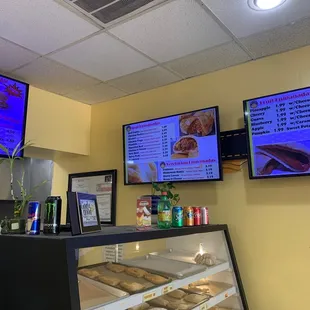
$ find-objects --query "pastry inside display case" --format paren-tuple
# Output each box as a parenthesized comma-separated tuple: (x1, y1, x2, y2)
(77, 230, 245, 310)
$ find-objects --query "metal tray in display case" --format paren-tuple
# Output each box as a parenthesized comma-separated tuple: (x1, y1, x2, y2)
(78, 275, 129, 310)
(121, 255, 206, 279)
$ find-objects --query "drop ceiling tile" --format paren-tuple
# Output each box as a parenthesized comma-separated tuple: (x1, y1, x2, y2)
(164, 42, 251, 78)
(12, 57, 100, 95)
(65, 82, 126, 104)
(240, 17, 310, 59)
(108, 66, 181, 94)
(49, 33, 156, 81)
(0, 0, 99, 54)
(109, 0, 232, 62)
(0, 38, 39, 72)
(202, 0, 310, 38)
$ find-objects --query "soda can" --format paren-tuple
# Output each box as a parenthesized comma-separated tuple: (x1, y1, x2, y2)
(172, 206, 183, 227)
(193, 207, 202, 226)
(201, 207, 209, 225)
(27, 201, 41, 235)
(44, 196, 62, 235)
(183, 206, 194, 226)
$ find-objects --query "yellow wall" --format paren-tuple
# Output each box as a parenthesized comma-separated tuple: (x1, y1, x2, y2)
(87, 46, 310, 310)
(25, 86, 91, 155)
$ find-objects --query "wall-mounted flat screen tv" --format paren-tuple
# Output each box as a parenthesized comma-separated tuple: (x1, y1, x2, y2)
(0, 74, 29, 158)
(244, 86, 310, 179)
(123, 106, 222, 185)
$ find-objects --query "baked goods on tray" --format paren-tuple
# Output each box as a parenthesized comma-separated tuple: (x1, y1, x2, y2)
(119, 281, 145, 293)
(149, 297, 169, 307)
(144, 273, 169, 285)
(126, 267, 148, 278)
(168, 300, 194, 310)
(184, 294, 206, 303)
(78, 268, 100, 279)
(173, 136, 198, 155)
(167, 289, 186, 299)
(194, 253, 216, 266)
(189, 278, 209, 287)
(128, 303, 150, 310)
(96, 275, 120, 286)
(106, 263, 126, 273)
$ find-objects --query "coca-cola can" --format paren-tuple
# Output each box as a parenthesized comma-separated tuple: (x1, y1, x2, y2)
(201, 207, 209, 225)
(193, 207, 202, 226)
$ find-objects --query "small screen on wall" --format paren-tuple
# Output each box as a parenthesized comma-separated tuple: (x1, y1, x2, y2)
(122, 106, 223, 184)
(0, 74, 29, 158)
(244, 86, 310, 179)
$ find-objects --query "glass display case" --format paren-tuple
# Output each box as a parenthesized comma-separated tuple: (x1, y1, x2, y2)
(0, 225, 248, 310)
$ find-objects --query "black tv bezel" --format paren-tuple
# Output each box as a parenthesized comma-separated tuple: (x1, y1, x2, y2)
(122, 106, 223, 185)
(0, 73, 29, 159)
(243, 85, 310, 180)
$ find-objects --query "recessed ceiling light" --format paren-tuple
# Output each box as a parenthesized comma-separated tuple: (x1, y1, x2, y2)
(248, 0, 287, 11)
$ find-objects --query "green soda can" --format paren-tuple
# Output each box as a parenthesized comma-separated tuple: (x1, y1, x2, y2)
(172, 206, 183, 227)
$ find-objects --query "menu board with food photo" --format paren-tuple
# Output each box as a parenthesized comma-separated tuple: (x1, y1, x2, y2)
(244, 86, 310, 179)
(0, 74, 29, 157)
(123, 107, 222, 184)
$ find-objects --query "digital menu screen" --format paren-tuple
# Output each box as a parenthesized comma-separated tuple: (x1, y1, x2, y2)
(123, 107, 222, 184)
(244, 87, 310, 179)
(0, 74, 29, 158)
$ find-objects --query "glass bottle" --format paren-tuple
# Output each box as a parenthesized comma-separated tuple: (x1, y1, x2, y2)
(157, 192, 171, 229)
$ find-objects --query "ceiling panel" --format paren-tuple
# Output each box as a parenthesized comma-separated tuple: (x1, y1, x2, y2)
(65, 82, 127, 104)
(108, 66, 181, 94)
(0, 0, 99, 54)
(240, 17, 310, 59)
(110, 0, 232, 62)
(0, 38, 39, 72)
(12, 57, 101, 95)
(49, 33, 156, 81)
(202, 0, 310, 38)
(164, 42, 251, 78)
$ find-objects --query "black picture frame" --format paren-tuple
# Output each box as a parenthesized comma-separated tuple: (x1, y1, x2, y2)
(0, 73, 29, 159)
(67, 170, 117, 225)
(243, 86, 310, 180)
(76, 193, 101, 234)
(122, 106, 223, 185)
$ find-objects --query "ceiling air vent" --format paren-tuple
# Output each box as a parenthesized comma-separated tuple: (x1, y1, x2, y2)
(61, 0, 168, 28)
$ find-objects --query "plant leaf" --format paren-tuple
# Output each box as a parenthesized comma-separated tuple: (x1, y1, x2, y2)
(0, 143, 9, 155)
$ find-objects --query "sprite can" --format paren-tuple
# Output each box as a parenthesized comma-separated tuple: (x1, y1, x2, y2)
(172, 206, 183, 227)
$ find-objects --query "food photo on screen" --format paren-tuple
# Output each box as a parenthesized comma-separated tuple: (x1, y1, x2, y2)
(254, 141, 310, 176)
(127, 162, 157, 184)
(179, 109, 215, 137)
(171, 135, 199, 159)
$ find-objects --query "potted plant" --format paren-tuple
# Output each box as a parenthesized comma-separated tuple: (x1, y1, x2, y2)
(152, 182, 180, 206)
(0, 141, 46, 234)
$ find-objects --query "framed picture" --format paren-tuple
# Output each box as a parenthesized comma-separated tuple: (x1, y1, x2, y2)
(67, 192, 101, 235)
(67, 170, 117, 225)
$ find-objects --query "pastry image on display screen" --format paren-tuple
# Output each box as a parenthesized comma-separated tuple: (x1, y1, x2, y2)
(171, 136, 199, 159)
(179, 109, 214, 137)
(127, 163, 157, 184)
(255, 142, 310, 176)
(0, 91, 8, 109)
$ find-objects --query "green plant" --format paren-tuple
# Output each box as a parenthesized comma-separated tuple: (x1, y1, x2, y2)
(152, 182, 180, 206)
(0, 140, 47, 218)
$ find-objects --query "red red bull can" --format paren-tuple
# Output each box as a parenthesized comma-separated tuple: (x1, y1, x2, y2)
(201, 207, 209, 225)
(27, 201, 41, 235)
(193, 207, 202, 226)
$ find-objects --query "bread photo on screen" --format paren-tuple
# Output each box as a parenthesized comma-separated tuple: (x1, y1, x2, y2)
(172, 136, 199, 159)
(179, 110, 214, 137)
(127, 163, 157, 184)
(255, 142, 310, 175)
